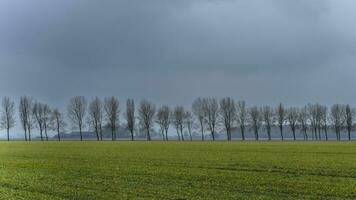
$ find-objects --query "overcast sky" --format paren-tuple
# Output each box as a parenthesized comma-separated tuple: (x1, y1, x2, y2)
(0, 0, 355, 111)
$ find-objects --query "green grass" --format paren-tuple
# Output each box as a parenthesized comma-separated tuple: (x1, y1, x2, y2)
(0, 141, 356, 199)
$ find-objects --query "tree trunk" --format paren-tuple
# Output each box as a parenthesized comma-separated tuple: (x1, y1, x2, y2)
(280, 126, 284, 140)
(40, 128, 43, 141)
(79, 126, 83, 141)
(165, 129, 169, 141)
(147, 129, 151, 141)
(241, 127, 245, 141)
(57, 126, 61, 141)
(28, 128, 31, 141)
(200, 125, 204, 141)
(99, 125, 103, 141)
(44, 126, 48, 141)
(131, 130, 134, 141)
(7, 128, 9, 141)
(211, 131, 215, 141)
(24, 129, 28, 141)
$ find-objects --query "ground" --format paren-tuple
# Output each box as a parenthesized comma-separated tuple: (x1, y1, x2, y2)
(0, 141, 355, 199)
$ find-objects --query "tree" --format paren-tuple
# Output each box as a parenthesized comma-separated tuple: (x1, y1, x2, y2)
(262, 105, 274, 140)
(1, 97, 15, 141)
(156, 105, 170, 141)
(185, 111, 194, 141)
(287, 107, 299, 140)
(19, 96, 32, 141)
(32, 102, 45, 141)
(345, 105, 355, 141)
(104, 97, 120, 141)
(276, 103, 286, 140)
(237, 100, 247, 140)
(203, 97, 219, 141)
(138, 100, 156, 141)
(42, 104, 51, 141)
(88, 97, 103, 141)
(320, 105, 328, 140)
(249, 106, 262, 140)
(125, 99, 135, 141)
(220, 97, 236, 141)
(330, 104, 345, 141)
(51, 108, 66, 141)
(67, 96, 87, 141)
(173, 106, 185, 141)
(308, 103, 318, 140)
(192, 98, 206, 141)
(298, 106, 309, 140)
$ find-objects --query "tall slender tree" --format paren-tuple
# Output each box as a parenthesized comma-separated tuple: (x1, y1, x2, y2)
(67, 96, 87, 141)
(32, 102, 44, 141)
(192, 98, 206, 141)
(19, 96, 32, 141)
(185, 111, 194, 141)
(220, 97, 236, 141)
(125, 99, 135, 141)
(287, 107, 299, 140)
(51, 108, 66, 141)
(88, 97, 103, 141)
(1, 97, 15, 141)
(104, 97, 120, 141)
(249, 106, 262, 140)
(138, 100, 156, 141)
(345, 105, 355, 141)
(237, 100, 247, 141)
(156, 105, 170, 141)
(276, 103, 286, 140)
(173, 106, 185, 141)
(203, 97, 219, 141)
(262, 105, 274, 140)
(330, 104, 346, 141)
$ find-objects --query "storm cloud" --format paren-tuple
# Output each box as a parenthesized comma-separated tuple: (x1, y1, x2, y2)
(0, 0, 355, 109)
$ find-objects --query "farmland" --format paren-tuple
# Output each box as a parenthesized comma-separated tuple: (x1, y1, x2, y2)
(0, 141, 355, 199)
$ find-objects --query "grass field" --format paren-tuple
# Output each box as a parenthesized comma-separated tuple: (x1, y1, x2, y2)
(0, 141, 356, 199)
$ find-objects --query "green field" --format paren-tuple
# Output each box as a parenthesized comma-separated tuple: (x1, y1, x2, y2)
(0, 141, 356, 199)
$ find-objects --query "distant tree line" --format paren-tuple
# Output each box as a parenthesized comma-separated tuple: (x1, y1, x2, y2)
(0, 96, 355, 141)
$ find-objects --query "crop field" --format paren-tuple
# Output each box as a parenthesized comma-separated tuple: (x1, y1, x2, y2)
(0, 141, 355, 199)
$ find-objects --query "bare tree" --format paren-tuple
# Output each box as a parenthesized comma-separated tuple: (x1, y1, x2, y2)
(88, 97, 103, 141)
(1, 97, 15, 141)
(125, 99, 135, 141)
(330, 104, 346, 141)
(19, 96, 32, 141)
(345, 105, 355, 141)
(173, 106, 185, 141)
(138, 100, 156, 141)
(51, 108, 66, 141)
(192, 98, 206, 141)
(320, 105, 328, 140)
(67, 96, 87, 141)
(237, 100, 247, 140)
(42, 104, 51, 141)
(287, 107, 299, 140)
(249, 106, 262, 140)
(276, 103, 286, 140)
(203, 97, 219, 141)
(32, 102, 45, 141)
(156, 105, 170, 141)
(104, 97, 120, 141)
(220, 97, 236, 141)
(298, 106, 309, 140)
(308, 103, 318, 140)
(262, 105, 274, 140)
(185, 111, 194, 141)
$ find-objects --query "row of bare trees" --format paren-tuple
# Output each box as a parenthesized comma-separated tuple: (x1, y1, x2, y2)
(0, 96, 355, 141)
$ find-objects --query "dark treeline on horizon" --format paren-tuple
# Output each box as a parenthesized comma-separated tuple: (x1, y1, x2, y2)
(0, 96, 355, 141)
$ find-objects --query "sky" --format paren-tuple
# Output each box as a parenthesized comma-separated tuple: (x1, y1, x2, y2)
(0, 0, 355, 114)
